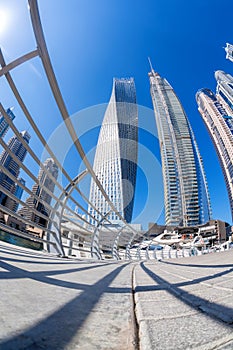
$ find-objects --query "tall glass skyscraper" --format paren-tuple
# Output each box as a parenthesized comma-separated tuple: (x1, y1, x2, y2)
(196, 78, 233, 220)
(88, 78, 138, 225)
(19, 158, 58, 227)
(149, 68, 211, 226)
(0, 131, 30, 211)
(215, 71, 233, 114)
(0, 107, 16, 138)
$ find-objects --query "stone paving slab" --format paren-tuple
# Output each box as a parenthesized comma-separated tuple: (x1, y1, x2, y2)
(216, 339, 233, 350)
(139, 315, 233, 350)
(133, 252, 233, 349)
(214, 278, 233, 289)
(179, 284, 232, 299)
(135, 289, 179, 302)
(0, 241, 135, 350)
(135, 299, 197, 321)
(1, 241, 233, 350)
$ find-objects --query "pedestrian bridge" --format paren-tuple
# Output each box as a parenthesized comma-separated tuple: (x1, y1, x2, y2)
(1, 3, 233, 349)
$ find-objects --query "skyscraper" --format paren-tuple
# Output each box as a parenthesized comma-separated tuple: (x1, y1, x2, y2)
(13, 178, 26, 212)
(88, 78, 138, 225)
(19, 158, 58, 227)
(0, 131, 30, 211)
(225, 43, 233, 63)
(149, 68, 211, 226)
(0, 107, 16, 138)
(215, 70, 233, 115)
(196, 87, 233, 220)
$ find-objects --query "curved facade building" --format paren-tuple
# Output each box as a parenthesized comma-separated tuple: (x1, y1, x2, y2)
(88, 78, 138, 225)
(196, 87, 233, 220)
(215, 70, 233, 115)
(149, 69, 211, 226)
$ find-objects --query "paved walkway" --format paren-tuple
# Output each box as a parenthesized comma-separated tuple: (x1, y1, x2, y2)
(0, 241, 233, 349)
(0, 242, 135, 350)
(134, 253, 233, 350)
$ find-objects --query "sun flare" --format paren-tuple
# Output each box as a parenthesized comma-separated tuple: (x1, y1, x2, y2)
(0, 8, 9, 35)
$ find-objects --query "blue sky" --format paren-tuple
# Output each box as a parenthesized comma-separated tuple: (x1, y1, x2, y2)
(0, 0, 233, 227)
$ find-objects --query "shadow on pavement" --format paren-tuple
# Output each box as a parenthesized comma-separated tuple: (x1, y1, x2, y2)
(139, 262, 233, 325)
(0, 260, 130, 349)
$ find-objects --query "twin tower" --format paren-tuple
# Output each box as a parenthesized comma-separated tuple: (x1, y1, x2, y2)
(88, 70, 212, 227)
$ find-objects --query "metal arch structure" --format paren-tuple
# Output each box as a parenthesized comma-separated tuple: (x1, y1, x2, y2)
(28, 0, 137, 228)
(0, 0, 149, 260)
(0, 4, 226, 264)
(46, 170, 89, 256)
(91, 212, 112, 260)
(28, 0, 143, 246)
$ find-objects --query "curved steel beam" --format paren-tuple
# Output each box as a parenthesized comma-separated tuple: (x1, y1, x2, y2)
(0, 49, 39, 77)
(112, 226, 125, 260)
(0, 47, 119, 234)
(28, 0, 139, 236)
(0, 1, 141, 258)
(91, 210, 114, 259)
(47, 170, 89, 255)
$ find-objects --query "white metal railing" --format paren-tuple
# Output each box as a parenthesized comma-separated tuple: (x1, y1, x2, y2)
(0, 0, 147, 259)
(126, 242, 233, 261)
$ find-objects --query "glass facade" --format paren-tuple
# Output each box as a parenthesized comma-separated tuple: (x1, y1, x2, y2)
(0, 108, 16, 138)
(88, 78, 138, 225)
(215, 70, 233, 114)
(13, 177, 26, 212)
(0, 131, 30, 211)
(19, 158, 58, 227)
(149, 70, 211, 226)
(196, 86, 233, 220)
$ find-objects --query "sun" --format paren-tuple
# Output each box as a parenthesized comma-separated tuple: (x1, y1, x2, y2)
(0, 8, 9, 35)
